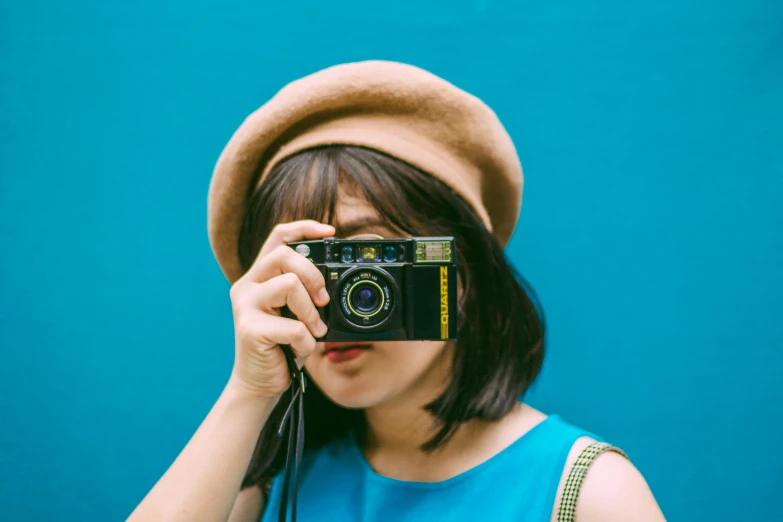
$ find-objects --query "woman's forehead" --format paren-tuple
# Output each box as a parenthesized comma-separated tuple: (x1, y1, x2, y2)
(332, 193, 408, 238)
(334, 190, 380, 223)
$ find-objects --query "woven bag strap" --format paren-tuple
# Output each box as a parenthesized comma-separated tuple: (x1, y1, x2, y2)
(556, 442, 629, 522)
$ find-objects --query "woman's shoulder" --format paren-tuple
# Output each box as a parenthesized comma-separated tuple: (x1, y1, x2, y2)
(547, 424, 666, 522)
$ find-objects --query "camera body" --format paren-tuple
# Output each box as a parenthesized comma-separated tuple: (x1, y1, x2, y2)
(283, 237, 458, 342)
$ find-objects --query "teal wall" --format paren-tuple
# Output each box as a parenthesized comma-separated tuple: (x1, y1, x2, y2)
(1, 1, 781, 520)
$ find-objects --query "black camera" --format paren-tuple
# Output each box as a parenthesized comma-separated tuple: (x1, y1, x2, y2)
(283, 237, 458, 342)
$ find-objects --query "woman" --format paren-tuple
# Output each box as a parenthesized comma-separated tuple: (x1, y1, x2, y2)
(129, 61, 665, 522)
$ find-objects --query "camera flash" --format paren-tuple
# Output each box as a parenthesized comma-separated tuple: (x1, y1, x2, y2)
(415, 241, 452, 263)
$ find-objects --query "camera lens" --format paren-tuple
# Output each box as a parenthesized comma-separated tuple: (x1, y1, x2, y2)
(341, 246, 354, 262)
(350, 283, 382, 315)
(383, 245, 396, 262)
(339, 268, 396, 329)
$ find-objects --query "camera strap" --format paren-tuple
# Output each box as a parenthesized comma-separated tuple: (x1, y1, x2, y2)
(277, 345, 306, 522)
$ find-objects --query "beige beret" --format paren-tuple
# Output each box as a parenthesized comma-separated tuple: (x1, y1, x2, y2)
(208, 60, 523, 283)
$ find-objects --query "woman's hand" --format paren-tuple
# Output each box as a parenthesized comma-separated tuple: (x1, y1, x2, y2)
(228, 220, 334, 399)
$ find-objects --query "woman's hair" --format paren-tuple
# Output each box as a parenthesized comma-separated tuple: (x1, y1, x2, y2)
(238, 145, 545, 488)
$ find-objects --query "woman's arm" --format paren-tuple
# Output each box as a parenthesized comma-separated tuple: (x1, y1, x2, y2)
(227, 485, 265, 522)
(127, 382, 277, 522)
(552, 437, 666, 522)
(128, 220, 335, 522)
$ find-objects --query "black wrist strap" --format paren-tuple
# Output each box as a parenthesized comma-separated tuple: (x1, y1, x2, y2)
(277, 345, 306, 522)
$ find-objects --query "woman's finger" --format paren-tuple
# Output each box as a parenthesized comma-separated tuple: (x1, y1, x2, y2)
(245, 244, 330, 306)
(242, 272, 327, 338)
(259, 221, 334, 258)
(242, 313, 317, 361)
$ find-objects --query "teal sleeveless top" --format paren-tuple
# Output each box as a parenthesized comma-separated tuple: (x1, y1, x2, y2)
(260, 414, 599, 522)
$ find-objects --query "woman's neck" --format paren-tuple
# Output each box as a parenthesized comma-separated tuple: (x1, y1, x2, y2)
(363, 388, 442, 454)
(362, 399, 541, 482)
(359, 353, 545, 482)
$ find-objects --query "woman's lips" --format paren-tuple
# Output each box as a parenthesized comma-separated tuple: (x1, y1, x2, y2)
(324, 343, 371, 363)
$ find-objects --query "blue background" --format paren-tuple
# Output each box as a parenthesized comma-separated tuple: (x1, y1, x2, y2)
(1, 1, 781, 520)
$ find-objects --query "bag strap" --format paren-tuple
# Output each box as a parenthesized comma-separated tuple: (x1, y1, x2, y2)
(556, 442, 629, 522)
(276, 344, 307, 522)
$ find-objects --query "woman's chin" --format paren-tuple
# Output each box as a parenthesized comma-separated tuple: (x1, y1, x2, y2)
(318, 383, 392, 410)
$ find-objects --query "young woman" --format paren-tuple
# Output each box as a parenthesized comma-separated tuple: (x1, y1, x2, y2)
(128, 62, 665, 522)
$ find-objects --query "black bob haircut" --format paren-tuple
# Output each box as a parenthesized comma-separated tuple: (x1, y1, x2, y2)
(237, 145, 545, 489)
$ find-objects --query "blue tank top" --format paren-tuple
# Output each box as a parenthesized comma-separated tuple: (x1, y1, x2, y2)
(260, 414, 597, 522)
